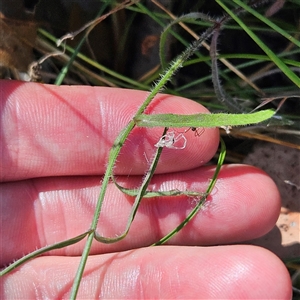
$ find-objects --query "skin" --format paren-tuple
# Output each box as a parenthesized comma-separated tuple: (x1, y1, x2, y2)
(0, 80, 292, 299)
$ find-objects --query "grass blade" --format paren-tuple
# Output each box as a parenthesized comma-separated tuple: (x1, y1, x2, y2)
(216, 0, 300, 88)
(233, 0, 300, 48)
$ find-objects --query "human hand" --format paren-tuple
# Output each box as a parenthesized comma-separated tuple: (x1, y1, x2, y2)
(0, 80, 291, 298)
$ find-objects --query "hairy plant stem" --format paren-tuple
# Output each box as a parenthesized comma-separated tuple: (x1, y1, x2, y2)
(70, 22, 218, 300)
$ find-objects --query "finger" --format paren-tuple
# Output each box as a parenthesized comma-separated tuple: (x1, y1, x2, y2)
(1, 165, 280, 266)
(1, 245, 292, 299)
(1, 80, 219, 181)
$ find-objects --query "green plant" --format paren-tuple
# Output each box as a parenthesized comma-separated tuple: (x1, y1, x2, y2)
(1, 0, 299, 298)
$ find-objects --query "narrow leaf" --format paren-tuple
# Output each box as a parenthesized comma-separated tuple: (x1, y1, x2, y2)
(134, 110, 275, 128)
(112, 175, 205, 198)
(0, 231, 91, 276)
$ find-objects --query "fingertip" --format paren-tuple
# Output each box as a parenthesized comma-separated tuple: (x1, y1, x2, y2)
(226, 164, 281, 237)
(208, 164, 281, 242)
(217, 245, 292, 299)
(195, 245, 292, 299)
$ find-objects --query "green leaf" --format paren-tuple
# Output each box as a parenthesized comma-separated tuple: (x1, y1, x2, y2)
(134, 109, 275, 128)
(112, 175, 205, 198)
